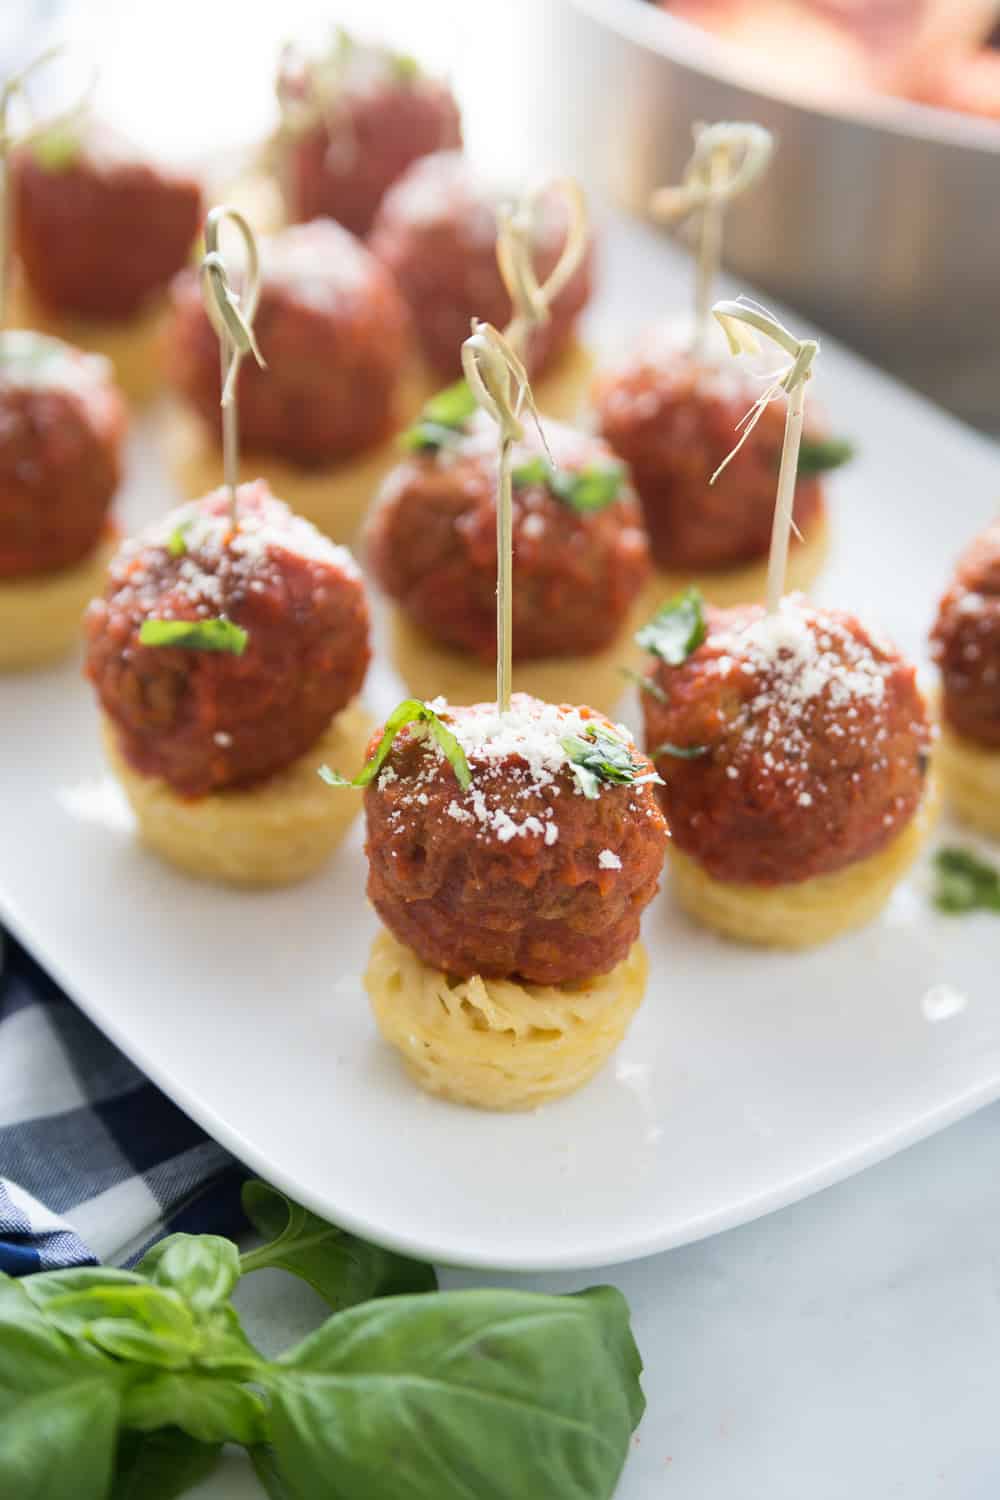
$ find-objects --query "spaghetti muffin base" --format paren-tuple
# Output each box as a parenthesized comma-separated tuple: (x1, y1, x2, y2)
(935, 721, 1000, 838)
(10, 279, 166, 404)
(102, 699, 372, 887)
(366, 929, 648, 1110)
(0, 537, 116, 672)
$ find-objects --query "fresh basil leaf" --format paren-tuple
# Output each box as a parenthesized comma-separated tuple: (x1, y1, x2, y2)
(0, 1376, 120, 1500)
(137, 1235, 240, 1316)
(399, 379, 477, 452)
(122, 1372, 267, 1446)
(268, 1287, 644, 1500)
(512, 457, 625, 513)
(561, 724, 661, 800)
(36, 1285, 200, 1369)
(112, 1429, 222, 1500)
(619, 666, 669, 705)
(32, 126, 80, 172)
(249, 1443, 294, 1500)
(635, 586, 706, 665)
(391, 51, 421, 81)
(652, 742, 708, 760)
(166, 524, 188, 558)
(933, 847, 1000, 915)
(138, 617, 248, 655)
(0, 1278, 114, 1399)
(240, 1181, 436, 1311)
(190, 1303, 263, 1376)
(796, 436, 854, 475)
(319, 698, 471, 792)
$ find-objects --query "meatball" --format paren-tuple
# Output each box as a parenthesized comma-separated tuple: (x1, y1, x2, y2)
(367, 413, 650, 660)
(275, 38, 462, 235)
(365, 694, 667, 983)
(594, 340, 825, 571)
(0, 333, 126, 578)
(369, 151, 594, 381)
(930, 519, 1000, 747)
(641, 595, 930, 885)
(14, 122, 202, 322)
(167, 219, 410, 467)
(86, 481, 369, 797)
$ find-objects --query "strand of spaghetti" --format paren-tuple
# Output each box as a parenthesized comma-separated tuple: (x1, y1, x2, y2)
(199, 206, 265, 527)
(710, 297, 818, 613)
(0, 48, 95, 328)
(651, 121, 773, 355)
(461, 320, 546, 712)
(496, 177, 588, 363)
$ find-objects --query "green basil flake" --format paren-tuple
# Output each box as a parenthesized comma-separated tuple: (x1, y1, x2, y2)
(399, 380, 478, 454)
(561, 723, 662, 800)
(635, 586, 706, 665)
(319, 698, 471, 792)
(652, 741, 708, 760)
(512, 457, 625, 514)
(398, 421, 464, 454)
(138, 617, 248, 655)
(166, 524, 189, 558)
(391, 51, 421, 82)
(933, 847, 1000, 915)
(796, 436, 854, 475)
(32, 126, 80, 172)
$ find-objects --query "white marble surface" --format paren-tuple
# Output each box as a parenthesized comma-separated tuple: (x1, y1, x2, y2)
(191, 1101, 1000, 1499)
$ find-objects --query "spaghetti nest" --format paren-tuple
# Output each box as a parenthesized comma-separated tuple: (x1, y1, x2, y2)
(366, 930, 648, 1111)
(103, 699, 372, 888)
(670, 776, 940, 949)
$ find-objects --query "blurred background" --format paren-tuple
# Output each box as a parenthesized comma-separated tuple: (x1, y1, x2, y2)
(4, 0, 998, 429)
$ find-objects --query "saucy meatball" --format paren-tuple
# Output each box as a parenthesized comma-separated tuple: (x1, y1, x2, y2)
(594, 339, 826, 571)
(275, 36, 461, 235)
(167, 219, 410, 467)
(930, 519, 1000, 747)
(641, 595, 930, 884)
(14, 122, 202, 322)
(365, 694, 667, 983)
(367, 412, 649, 660)
(369, 151, 594, 380)
(86, 481, 369, 797)
(0, 332, 125, 578)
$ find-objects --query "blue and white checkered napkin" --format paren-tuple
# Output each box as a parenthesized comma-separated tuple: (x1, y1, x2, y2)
(0, 929, 248, 1275)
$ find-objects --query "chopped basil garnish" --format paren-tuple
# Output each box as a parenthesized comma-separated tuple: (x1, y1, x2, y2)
(560, 724, 662, 800)
(319, 698, 471, 791)
(651, 742, 708, 760)
(399, 379, 478, 453)
(512, 456, 625, 514)
(391, 51, 421, 82)
(796, 436, 854, 475)
(167, 523, 189, 558)
(932, 847, 1000, 915)
(138, 616, 248, 655)
(32, 125, 80, 172)
(635, 587, 706, 665)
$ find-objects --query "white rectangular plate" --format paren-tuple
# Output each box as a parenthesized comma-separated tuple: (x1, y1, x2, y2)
(2, 215, 998, 1270)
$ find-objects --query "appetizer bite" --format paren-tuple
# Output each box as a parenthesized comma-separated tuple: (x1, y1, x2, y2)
(0, 331, 125, 670)
(10, 77, 201, 403)
(930, 518, 1000, 837)
(594, 123, 849, 607)
(272, 30, 462, 235)
(370, 152, 594, 417)
(87, 211, 372, 885)
(165, 216, 416, 540)
(328, 325, 667, 1110)
(639, 302, 934, 947)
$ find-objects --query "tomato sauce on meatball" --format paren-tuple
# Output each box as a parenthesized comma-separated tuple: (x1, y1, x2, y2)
(641, 595, 930, 885)
(0, 332, 125, 578)
(86, 481, 369, 797)
(167, 220, 410, 467)
(365, 694, 667, 983)
(14, 123, 201, 322)
(367, 412, 649, 660)
(930, 519, 1000, 748)
(369, 151, 594, 381)
(275, 37, 461, 236)
(594, 338, 825, 571)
